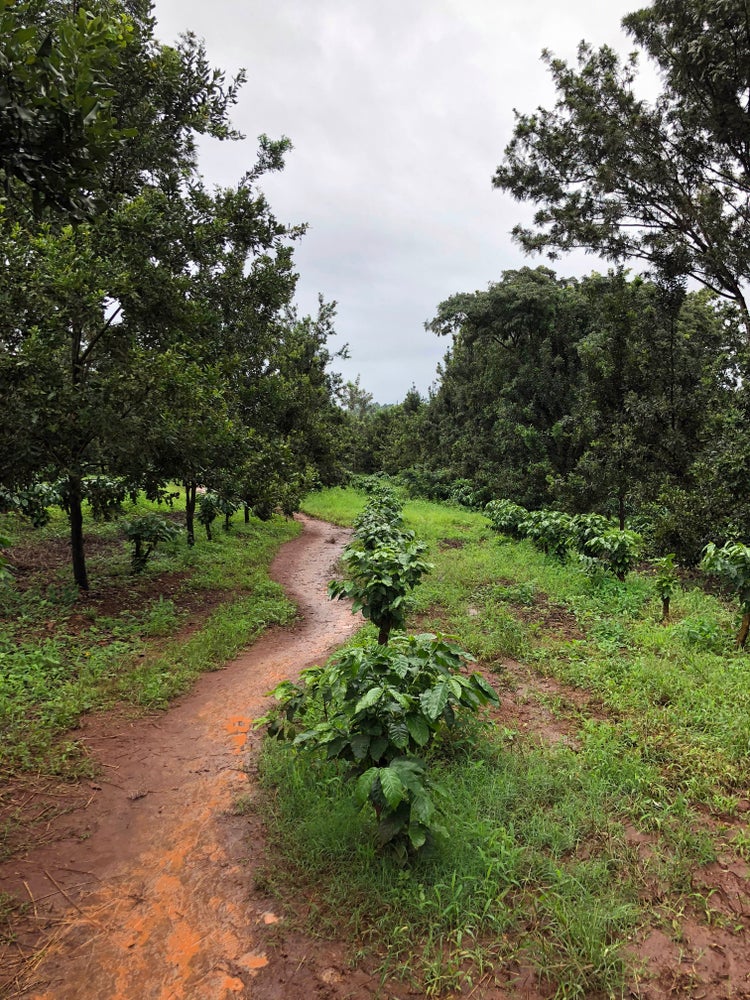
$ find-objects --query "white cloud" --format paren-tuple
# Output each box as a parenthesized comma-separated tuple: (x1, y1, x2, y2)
(153, 0, 650, 402)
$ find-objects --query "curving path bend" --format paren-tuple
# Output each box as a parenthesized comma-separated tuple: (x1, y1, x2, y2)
(6, 515, 359, 1000)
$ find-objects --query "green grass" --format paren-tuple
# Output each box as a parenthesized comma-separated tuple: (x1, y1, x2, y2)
(0, 492, 298, 777)
(258, 487, 750, 996)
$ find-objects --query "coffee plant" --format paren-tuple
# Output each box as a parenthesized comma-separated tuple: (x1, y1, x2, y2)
(701, 541, 750, 647)
(261, 633, 499, 857)
(485, 499, 528, 539)
(654, 553, 679, 622)
(520, 509, 575, 561)
(123, 514, 181, 573)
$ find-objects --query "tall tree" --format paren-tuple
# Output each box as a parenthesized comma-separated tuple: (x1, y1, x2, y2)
(0, 2, 300, 588)
(0, 0, 134, 218)
(493, 0, 750, 336)
(423, 267, 588, 505)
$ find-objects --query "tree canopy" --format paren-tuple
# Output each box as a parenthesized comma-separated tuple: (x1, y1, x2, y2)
(493, 0, 750, 335)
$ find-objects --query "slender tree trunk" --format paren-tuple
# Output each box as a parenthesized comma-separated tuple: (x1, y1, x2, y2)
(68, 473, 89, 590)
(737, 611, 750, 648)
(244, 503, 250, 524)
(184, 480, 197, 546)
(661, 597, 670, 622)
(618, 490, 625, 531)
(377, 623, 390, 645)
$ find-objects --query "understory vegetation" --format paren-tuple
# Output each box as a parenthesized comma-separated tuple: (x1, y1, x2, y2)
(0, 487, 298, 781)
(255, 486, 750, 998)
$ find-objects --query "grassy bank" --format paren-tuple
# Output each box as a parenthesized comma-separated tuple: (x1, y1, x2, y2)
(253, 487, 750, 997)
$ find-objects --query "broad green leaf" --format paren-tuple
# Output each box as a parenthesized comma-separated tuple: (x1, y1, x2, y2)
(407, 823, 427, 850)
(354, 767, 379, 806)
(386, 719, 410, 749)
(419, 681, 449, 721)
(405, 714, 431, 746)
(379, 766, 405, 810)
(354, 685, 384, 714)
(350, 733, 371, 760)
(410, 792, 434, 826)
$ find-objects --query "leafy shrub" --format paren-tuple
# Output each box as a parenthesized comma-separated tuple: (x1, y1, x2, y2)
(520, 509, 575, 561)
(578, 528, 642, 581)
(570, 513, 615, 552)
(261, 633, 499, 857)
(397, 466, 454, 502)
(329, 539, 433, 645)
(84, 475, 130, 521)
(123, 514, 181, 573)
(485, 499, 529, 539)
(653, 553, 679, 622)
(701, 541, 750, 647)
(0, 482, 62, 527)
(197, 491, 221, 540)
(216, 493, 240, 531)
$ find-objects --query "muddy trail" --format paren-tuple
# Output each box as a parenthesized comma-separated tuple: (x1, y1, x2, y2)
(0, 515, 379, 1000)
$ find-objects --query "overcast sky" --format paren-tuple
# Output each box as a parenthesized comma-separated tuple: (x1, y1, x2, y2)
(152, 0, 647, 403)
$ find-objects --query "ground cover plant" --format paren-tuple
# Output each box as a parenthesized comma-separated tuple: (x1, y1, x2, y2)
(0, 487, 298, 783)
(263, 486, 499, 859)
(255, 486, 750, 997)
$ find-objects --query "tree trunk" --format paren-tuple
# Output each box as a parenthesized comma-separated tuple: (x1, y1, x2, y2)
(244, 503, 250, 524)
(661, 597, 670, 622)
(737, 611, 750, 648)
(618, 491, 625, 531)
(68, 474, 89, 590)
(184, 480, 196, 547)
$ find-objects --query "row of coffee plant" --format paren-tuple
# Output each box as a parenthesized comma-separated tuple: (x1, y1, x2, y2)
(485, 500, 642, 580)
(486, 498, 750, 648)
(260, 485, 499, 859)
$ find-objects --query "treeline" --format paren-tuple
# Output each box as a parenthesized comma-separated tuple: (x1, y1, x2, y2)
(0, 1, 346, 588)
(344, 266, 748, 564)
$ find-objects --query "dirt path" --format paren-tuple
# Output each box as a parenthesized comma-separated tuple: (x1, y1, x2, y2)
(2, 515, 362, 1000)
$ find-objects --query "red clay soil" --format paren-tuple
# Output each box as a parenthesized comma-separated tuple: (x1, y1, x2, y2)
(0, 515, 377, 1000)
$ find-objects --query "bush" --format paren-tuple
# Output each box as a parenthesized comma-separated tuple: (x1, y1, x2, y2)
(701, 541, 750, 647)
(520, 509, 575, 561)
(123, 514, 181, 573)
(485, 499, 529, 539)
(261, 633, 498, 857)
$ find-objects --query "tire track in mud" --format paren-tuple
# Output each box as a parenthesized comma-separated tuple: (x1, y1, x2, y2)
(3, 515, 359, 1000)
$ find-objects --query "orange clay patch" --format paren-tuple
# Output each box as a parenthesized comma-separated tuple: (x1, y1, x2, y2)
(221, 977, 246, 994)
(237, 951, 268, 972)
(224, 716, 252, 753)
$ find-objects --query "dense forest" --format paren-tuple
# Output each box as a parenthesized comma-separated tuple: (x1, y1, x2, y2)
(343, 0, 750, 568)
(344, 266, 747, 565)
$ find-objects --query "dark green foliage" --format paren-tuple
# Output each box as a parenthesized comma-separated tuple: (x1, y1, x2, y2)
(0, 482, 62, 528)
(485, 499, 529, 539)
(197, 492, 221, 541)
(493, 3, 750, 331)
(519, 509, 575, 561)
(654, 554, 679, 622)
(123, 513, 180, 573)
(701, 542, 750, 646)
(262, 633, 498, 857)
(578, 528, 642, 582)
(329, 489, 432, 645)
